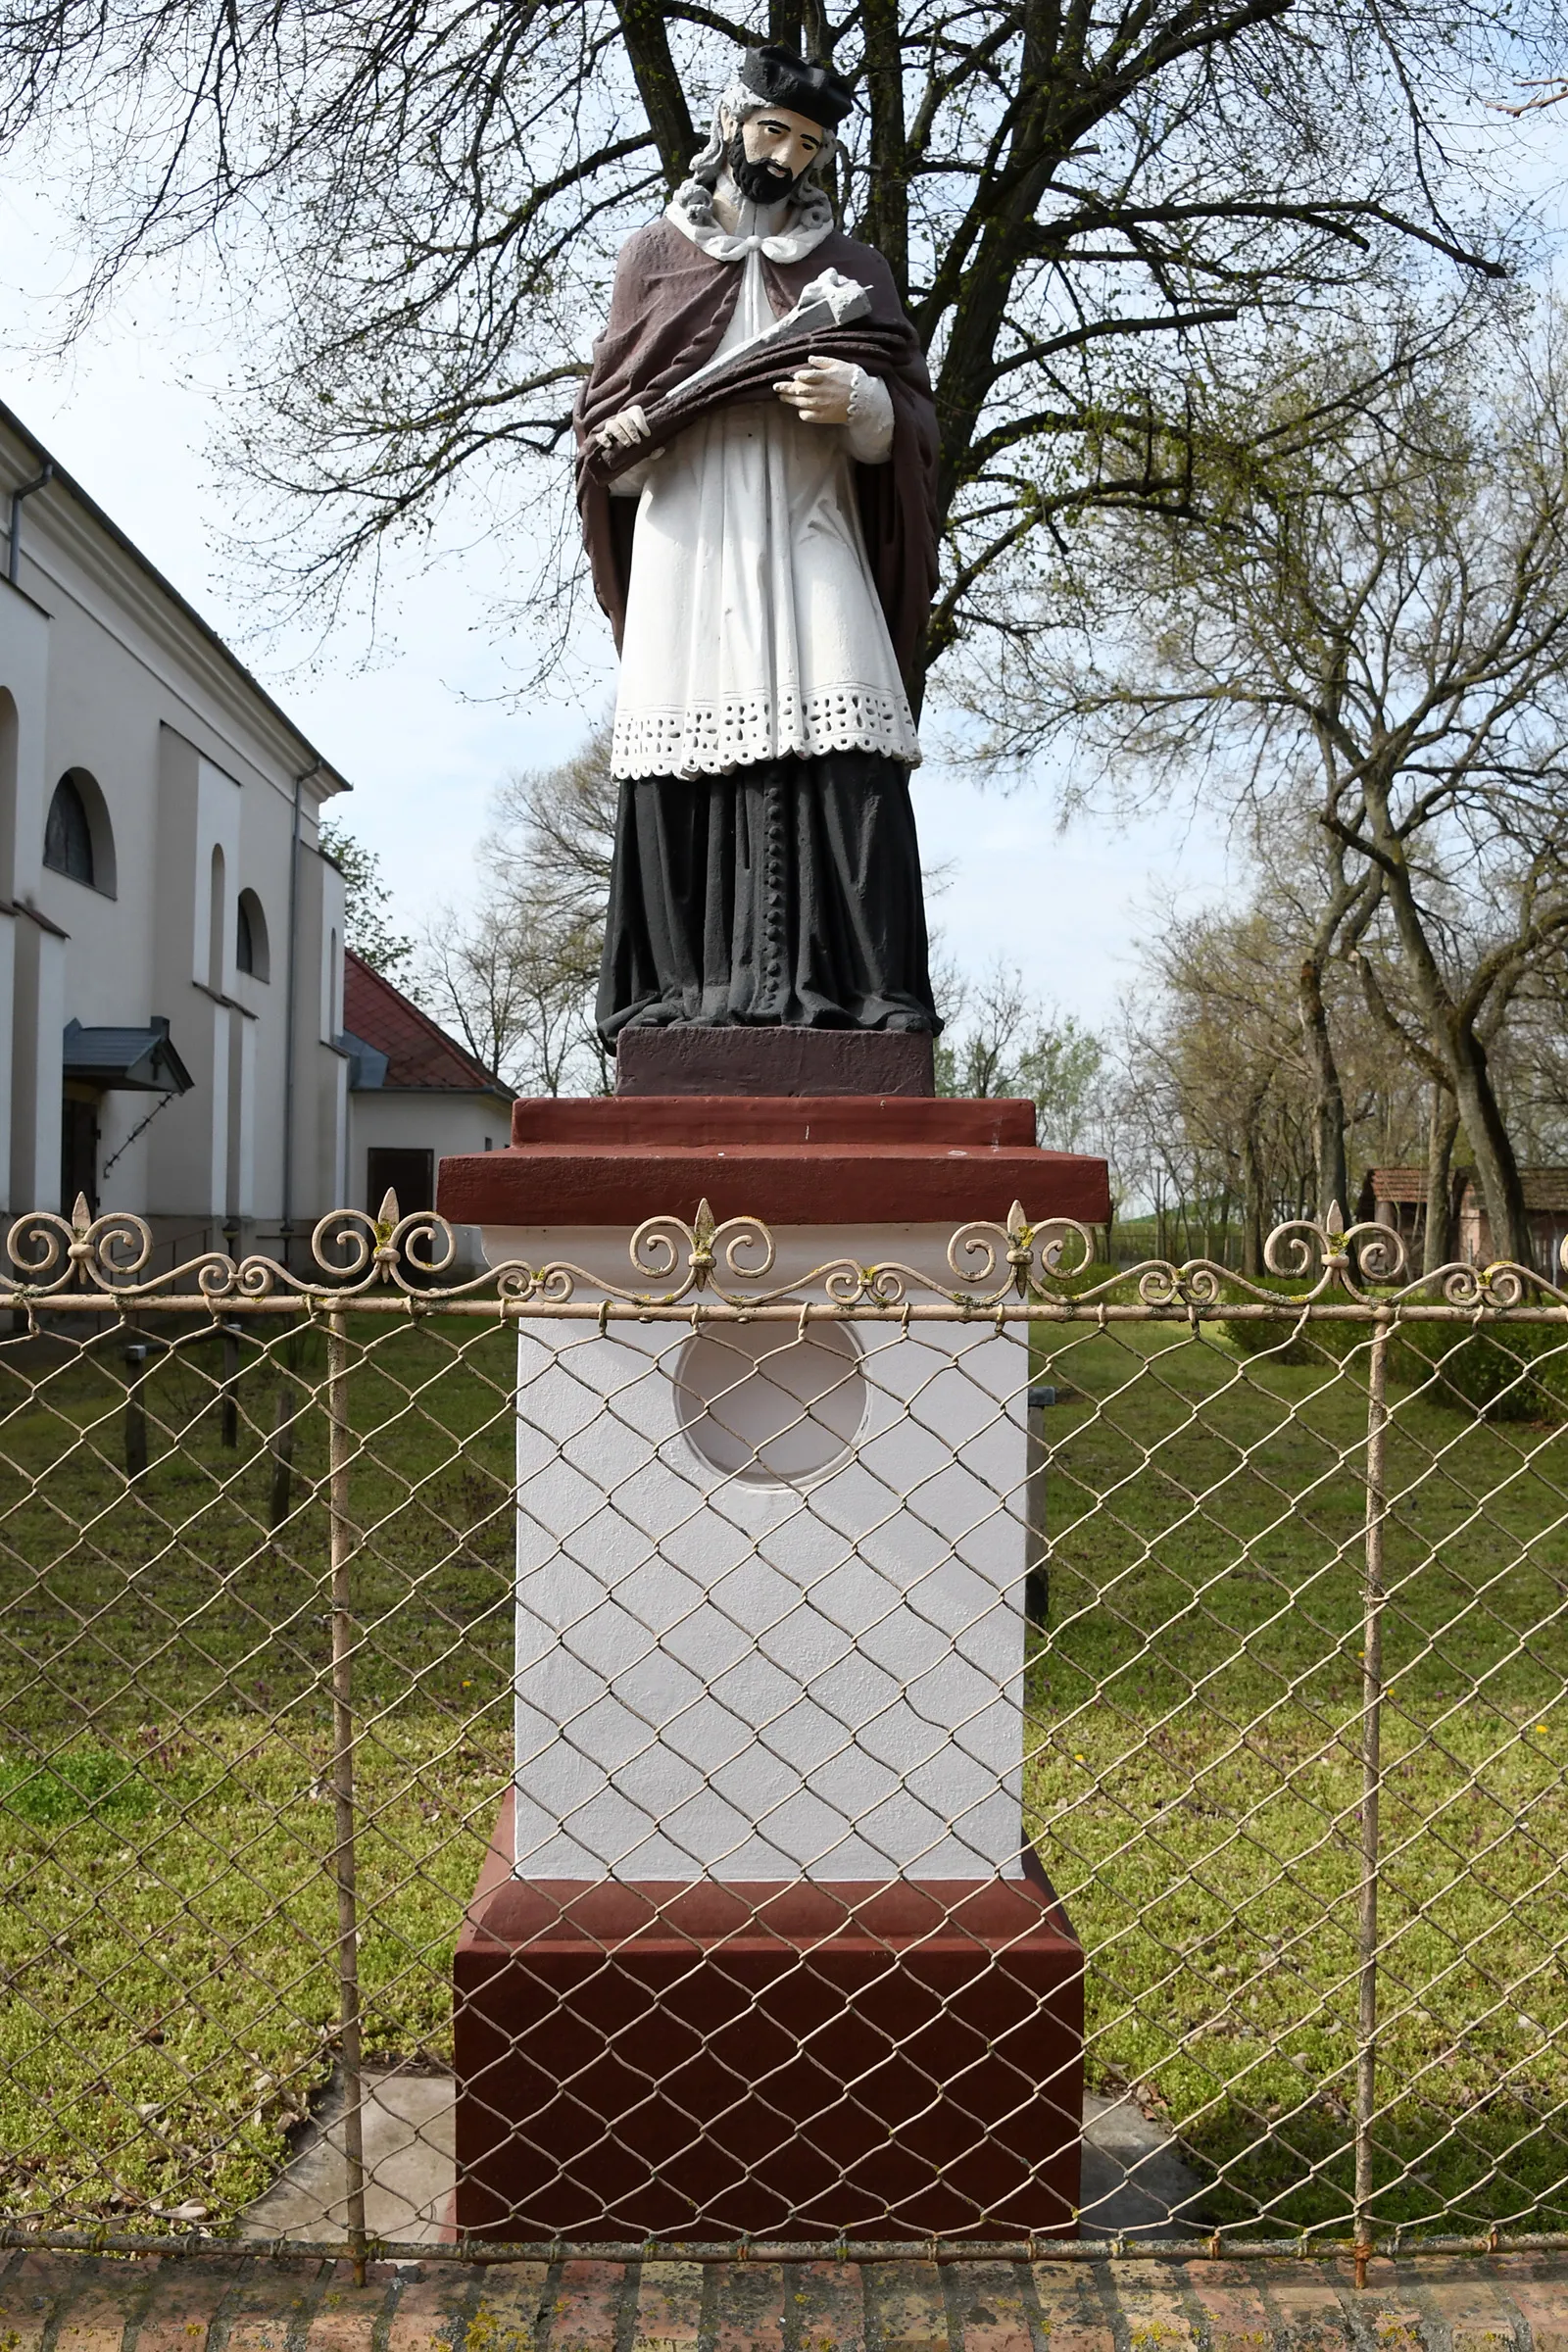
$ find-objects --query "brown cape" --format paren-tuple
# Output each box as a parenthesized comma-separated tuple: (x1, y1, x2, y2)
(574, 216, 939, 706)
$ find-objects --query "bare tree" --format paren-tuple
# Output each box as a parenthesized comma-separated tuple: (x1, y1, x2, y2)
(0, 0, 1528, 671)
(318, 822, 416, 982)
(416, 898, 606, 1097)
(935, 960, 1105, 1144)
(1493, 942, 1568, 1169)
(1349, 863, 1566, 1269)
(1238, 806, 1385, 1224)
(412, 732, 618, 1096)
(486, 728, 620, 932)
(999, 309, 1568, 1264)
(1131, 906, 1317, 1270)
(1114, 871, 1438, 1266)
(1287, 862, 1380, 1225)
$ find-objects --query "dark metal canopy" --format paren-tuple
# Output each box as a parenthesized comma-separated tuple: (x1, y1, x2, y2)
(62, 1016, 193, 1094)
(337, 1028, 389, 1091)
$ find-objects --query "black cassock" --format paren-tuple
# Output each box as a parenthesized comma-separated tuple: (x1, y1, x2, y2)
(597, 751, 937, 1039)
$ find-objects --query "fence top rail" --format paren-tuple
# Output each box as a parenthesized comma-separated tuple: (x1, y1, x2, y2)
(5, 1195, 1568, 1322)
(13, 1296, 1568, 1325)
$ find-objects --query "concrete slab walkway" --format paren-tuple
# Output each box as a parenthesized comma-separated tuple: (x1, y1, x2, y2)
(233, 2069, 1210, 2250)
(3, 2242, 1567, 2352)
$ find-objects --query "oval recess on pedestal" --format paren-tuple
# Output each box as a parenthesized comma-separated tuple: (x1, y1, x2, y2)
(672, 1318, 867, 1487)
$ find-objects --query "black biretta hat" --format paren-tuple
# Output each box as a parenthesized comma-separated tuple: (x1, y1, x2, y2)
(739, 44, 855, 131)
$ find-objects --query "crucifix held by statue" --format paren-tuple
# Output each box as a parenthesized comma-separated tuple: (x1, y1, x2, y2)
(576, 44, 943, 1045)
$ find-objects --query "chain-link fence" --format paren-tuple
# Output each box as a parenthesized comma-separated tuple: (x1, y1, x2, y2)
(3, 1195, 1568, 2275)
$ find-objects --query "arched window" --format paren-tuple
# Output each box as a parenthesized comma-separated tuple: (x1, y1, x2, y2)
(236, 888, 270, 981)
(43, 769, 116, 896)
(44, 775, 93, 885)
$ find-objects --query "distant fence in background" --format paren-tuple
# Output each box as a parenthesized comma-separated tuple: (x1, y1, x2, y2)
(2, 1196, 1568, 2272)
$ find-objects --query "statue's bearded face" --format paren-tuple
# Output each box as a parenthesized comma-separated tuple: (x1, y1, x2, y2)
(723, 104, 828, 201)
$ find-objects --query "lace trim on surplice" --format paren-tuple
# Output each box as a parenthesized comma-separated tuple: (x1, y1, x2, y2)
(612, 684, 921, 779)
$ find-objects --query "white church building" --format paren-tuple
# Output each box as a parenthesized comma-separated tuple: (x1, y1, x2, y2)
(0, 395, 508, 1273)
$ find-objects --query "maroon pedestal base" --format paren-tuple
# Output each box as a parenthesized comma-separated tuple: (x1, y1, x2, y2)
(438, 1094, 1112, 1229)
(453, 1795, 1084, 2242)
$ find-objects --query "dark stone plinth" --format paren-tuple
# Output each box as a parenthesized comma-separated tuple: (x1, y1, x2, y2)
(510, 1096, 1037, 1148)
(453, 1795, 1084, 2242)
(615, 1026, 935, 1097)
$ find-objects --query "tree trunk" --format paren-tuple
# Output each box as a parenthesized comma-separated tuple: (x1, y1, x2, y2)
(1368, 799, 1532, 1265)
(613, 0, 696, 193)
(1423, 1085, 1460, 1276)
(1447, 1028, 1530, 1264)
(1242, 1130, 1266, 1277)
(859, 0, 909, 297)
(1298, 950, 1348, 1223)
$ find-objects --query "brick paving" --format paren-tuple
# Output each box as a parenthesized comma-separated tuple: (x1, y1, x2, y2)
(3, 2246, 1568, 2352)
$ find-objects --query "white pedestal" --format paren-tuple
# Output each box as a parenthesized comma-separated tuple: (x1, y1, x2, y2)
(481, 1223, 1030, 1882)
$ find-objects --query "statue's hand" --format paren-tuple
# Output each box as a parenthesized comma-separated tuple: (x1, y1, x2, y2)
(774, 354, 858, 427)
(596, 405, 652, 452)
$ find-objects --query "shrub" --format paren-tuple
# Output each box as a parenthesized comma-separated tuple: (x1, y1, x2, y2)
(1212, 1276, 1366, 1368)
(1386, 1317, 1568, 1423)
(1215, 1280, 1568, 1420)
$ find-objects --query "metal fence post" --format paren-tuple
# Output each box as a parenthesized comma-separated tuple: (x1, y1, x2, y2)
(1025, 1383, 1054, 1629)
(123, 1337, 149, 1481)
(1354, 1313, 1391, 2288)
(326, 1309, 368, 2283)
(270, 1349, 297, 1541)
(220, 1320, 240, 1450)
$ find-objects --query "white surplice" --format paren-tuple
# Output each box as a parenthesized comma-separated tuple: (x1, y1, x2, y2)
(608, 184, 921, 784)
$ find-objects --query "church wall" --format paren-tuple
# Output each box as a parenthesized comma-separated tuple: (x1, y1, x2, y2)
(274, 840, 351, 1263)
(10, 912, 65, 1213)
(0, 412, 352, 1239)
(0, 571, 54, 1213)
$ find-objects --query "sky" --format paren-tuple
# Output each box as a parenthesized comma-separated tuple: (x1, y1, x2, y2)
(9, 114, 1557, 1038)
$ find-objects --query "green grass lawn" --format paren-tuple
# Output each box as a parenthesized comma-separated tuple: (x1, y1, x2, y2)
(1028, 1311, 1568, 2239)
(1, 1304, 1567, 2242)
(0, 1312, 519, 2230)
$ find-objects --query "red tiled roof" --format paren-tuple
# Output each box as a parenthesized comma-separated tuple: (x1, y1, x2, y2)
(342, 951, 513, 1095)
(1369, 1164, 1568, 1214)
(1367, 1167, 1428, 1203)
(1461, 1167, 1568, 1214)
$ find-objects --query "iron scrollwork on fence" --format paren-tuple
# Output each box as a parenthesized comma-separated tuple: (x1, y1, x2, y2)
(11, 1190, 1568, 1317)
